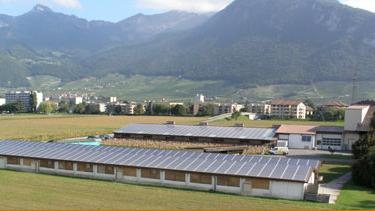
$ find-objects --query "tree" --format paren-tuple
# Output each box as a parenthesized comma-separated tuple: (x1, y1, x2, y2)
(171, 105, 187, 116)
(58, 101, 71, 113)
(352, 112, 375, 188)
(39, 102, 57, 114)
(231, 111, 241, 120)
(0, 102, 25, 113)
(152, 104, 170, 116)
(352, 146, 375, 188)
(352, 112, 375, 159)
(29, 92, 37, 113)
(134, 104, 145, 115)
(73, 103, 86, 114)
(84, 104, 100, 114)
(197, 104, 216, 117)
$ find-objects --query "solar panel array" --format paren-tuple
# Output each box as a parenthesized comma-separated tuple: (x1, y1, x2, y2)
(116, 124, 276, 141)
(0, 141, 320, 182)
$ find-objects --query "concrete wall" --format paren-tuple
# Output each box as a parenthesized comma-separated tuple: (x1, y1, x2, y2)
(0, 158, 309, 201)
(345, 106, 369, 131)
(288, 134, 315, 149)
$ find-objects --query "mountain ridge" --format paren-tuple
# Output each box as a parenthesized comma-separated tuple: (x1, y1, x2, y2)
(1, 0, 375, 89)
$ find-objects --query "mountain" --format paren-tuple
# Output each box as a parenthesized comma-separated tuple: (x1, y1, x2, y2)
(86, 0, 375, 85)
(1, 0, 375, 91)
(0, 5, 210, 87)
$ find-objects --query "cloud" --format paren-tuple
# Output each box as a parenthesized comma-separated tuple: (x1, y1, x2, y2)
(340, 0, 375, 12)
(0, 0, 82, 9)
(51, 0, 81, 9)
(137, 0, 234, 13)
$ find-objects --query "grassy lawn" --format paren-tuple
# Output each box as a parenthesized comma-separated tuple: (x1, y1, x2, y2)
(335, 181, 375, 210)
(0, 170, 330, 210)
(211, 116, 344, 128)
(320, 154, 353, 160)
(319, 163, 352, 183)
(0, 115, 205, 141)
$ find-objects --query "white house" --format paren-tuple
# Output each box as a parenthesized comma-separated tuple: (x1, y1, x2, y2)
(0, 98, 5, 106)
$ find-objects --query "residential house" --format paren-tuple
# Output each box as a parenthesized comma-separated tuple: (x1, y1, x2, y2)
(270, 99, 307, 119)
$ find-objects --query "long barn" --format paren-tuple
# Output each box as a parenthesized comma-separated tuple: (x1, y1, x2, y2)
(0, 141, 320, 200)
(114, 124, 277, 146)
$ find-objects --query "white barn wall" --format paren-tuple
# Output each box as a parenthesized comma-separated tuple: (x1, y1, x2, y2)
(288, 134, 315, 149)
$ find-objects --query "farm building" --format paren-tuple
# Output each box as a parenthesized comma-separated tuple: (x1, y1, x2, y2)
(0, 141, 320, 200)
(276, 125, 344, 150)
(114, 124, 277, 146)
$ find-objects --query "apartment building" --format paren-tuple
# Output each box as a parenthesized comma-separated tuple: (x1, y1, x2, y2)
(246, 103, 271, 115)
(270, 99, 307, 119)
(5, 91, 43, 112)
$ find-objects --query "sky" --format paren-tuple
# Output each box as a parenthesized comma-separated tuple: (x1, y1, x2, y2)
(0, 0, 374, 22)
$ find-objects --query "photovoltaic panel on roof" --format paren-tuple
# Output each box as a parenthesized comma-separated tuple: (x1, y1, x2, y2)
(115, 124, 276, 141)
(0, 141, 319, 182)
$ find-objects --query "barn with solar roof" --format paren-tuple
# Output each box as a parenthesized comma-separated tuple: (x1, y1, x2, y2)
(114, 123, 277, 146)
(0, 141, 321, 200)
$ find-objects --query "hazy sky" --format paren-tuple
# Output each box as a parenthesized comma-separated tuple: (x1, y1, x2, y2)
(0, 0, 374, 22)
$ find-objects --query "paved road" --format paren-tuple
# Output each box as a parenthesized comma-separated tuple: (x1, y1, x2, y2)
(319, 172, 352, 204)
(286, 149, 353, 163)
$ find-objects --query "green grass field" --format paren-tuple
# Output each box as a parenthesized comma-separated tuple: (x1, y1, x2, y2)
(0, 170, 373, 210)
(319, 163, 352, 183)
(211, 116, 344, 128)
(0, 115, 206, 141)
(0, 170, 328, 210)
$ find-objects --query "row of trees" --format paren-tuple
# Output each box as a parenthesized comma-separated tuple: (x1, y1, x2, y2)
(0, 102, 25, 113)
(352, 112, 375, 189)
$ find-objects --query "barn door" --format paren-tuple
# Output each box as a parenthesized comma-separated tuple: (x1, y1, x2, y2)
(243, 179, 252, 194)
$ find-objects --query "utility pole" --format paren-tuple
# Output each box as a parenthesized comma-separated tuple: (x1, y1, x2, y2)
(351, 67, 359, 104)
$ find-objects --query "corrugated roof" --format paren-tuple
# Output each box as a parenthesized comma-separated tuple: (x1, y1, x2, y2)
(115, 124, 276, 141)
(0, 141, 319, 183)
(276, 125, 317, 135)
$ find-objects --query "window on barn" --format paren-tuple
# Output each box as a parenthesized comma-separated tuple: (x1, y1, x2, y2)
(302, 136, 312, 142)
(123, 167, 137, 177)
(40, 160, 54, 168)
(77, 163, 93, 172)
(58, 161, 74, 171)
(249, 178, 270, 190)
(7, 157, 21, 165)
(23, 158, 33, 166)
(217, 176, 240, 187)
(190, 173, 212, 184)
(141, 168, 160, 179)
(97, 165, 115, 175)
(165, 170, 185, 182)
